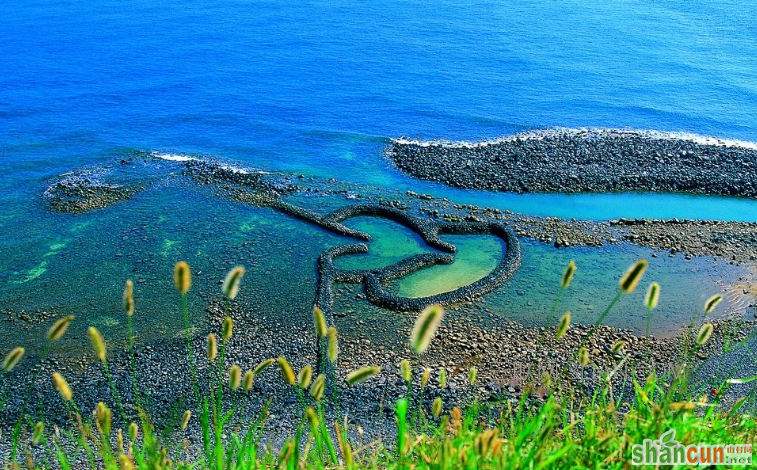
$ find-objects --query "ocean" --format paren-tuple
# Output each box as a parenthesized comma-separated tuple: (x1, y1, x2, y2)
(1, 0, 756, 351)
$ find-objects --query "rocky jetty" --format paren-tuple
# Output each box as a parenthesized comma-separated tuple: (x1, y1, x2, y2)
(611, 218, 757, 263)
(389, 129, 757, 197)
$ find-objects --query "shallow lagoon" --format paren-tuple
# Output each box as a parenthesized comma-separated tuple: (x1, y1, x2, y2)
(0, 155, 754, 357)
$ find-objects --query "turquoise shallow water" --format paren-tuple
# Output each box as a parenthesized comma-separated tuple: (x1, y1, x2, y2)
(1, 0, 756, 350)
(0, 168, 751, 355)
(331, 214, 751, 335)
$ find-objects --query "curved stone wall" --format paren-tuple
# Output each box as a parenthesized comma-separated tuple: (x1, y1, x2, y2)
(298, 203, 522, 322)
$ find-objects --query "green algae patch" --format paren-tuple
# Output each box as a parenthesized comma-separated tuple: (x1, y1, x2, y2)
(15, 261, 48, 284)
(160, 239, 178, 257)
(397, 234, 502, 298)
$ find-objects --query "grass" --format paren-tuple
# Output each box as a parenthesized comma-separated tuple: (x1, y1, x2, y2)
(0, 260, 756, 469)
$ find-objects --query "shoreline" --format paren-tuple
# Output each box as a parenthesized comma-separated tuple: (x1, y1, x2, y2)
(42, 153, 757, 268)
(5, 151, 757, 458)
(29, 153, 757, 332)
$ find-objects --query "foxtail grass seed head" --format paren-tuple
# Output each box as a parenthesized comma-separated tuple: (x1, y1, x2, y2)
(439, 368, 447, 388)
(119, 455, 135, 470)
(52, 372, 72, 401)
(32, 422, 44, 445)
(697, 323, 714, 346)
(611, 340, 627, 354)
(556, 311, 571, 340)
(335, 422, 354, 468)
(253, 358, 275, 375)
(411, 304, 444, 354)
(578, 347, 589, 367)
(704, 294, 723, 314)
(346, 365, 381, 386)
(327, 326, 338, 363)
(2, 347, 24, 373)
(561, 260, 576, 288)
(421, 368, 431, 389)
(181, 410, 191, 430)
(229, 365, 241, 390)
(128, 422, 139, 441)
(469, 367, 477, 385)
(297, 365, 313, 390)
(88, 327, 107, 362)
(222, 316, 233, 341)
(243, 370, 254, 391)
(432, 397, 443, 417)
(619, 260, 648, 293)
(207, 334, 217, 362)
(96, 402, 112, 436)
(305, 407, 318, 434)
(124, 280, 134, 316)
(277, 357, 296, 386)
(173, 261, 191, 294)
(668, 402, 696, 412)
(313, 305, 327, 338)
(400, 359, 412, 383)
(645, 282, 660, 310)
(222, 266, 245, 300)
(47, 315, 74, 342)
(310, 374, 325, 401)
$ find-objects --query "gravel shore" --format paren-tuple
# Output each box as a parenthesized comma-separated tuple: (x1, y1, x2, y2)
(2, 294, 754, 463)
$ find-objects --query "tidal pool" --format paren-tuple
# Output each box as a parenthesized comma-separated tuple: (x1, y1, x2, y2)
(333, 217, 505, 298)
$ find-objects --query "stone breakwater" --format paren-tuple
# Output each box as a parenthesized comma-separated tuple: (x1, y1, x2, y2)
(389, 130, 757, 196)
(611, 218, 757, 263)
(43, 157, 525, 320)
(43, 154, 301, 214)
(172, 162, 524, 318)
(287, 203, 521, 320)
(173, 160, 525, 319)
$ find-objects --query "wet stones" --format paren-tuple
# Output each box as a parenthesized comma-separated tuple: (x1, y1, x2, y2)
(182, 159, 299, 204)
(45, 181, 138, 214)
(611, 218, 757, 264)
(388, 130, 757, 197)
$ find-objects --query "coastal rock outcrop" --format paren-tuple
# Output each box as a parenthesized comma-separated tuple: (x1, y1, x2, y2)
(389, 129, 757, 197)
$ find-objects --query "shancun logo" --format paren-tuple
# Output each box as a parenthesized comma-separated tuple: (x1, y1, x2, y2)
(631, 429, 752, 466)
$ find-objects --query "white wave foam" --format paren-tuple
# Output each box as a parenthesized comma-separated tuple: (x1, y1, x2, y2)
(152, 152, 198, 162)
(392, 128, 757, 151)
(151, 151, 269, 175)
(219, 164, 250, 175)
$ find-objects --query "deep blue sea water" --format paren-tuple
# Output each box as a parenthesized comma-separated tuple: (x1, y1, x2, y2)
(1, 0, 757, 349)
(2, 0, 756, 187)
